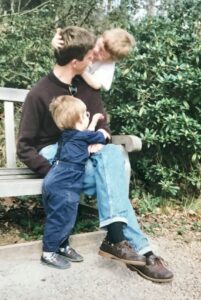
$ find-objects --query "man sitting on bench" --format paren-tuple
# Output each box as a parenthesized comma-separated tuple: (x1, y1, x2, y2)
(17, 25, 173, 282)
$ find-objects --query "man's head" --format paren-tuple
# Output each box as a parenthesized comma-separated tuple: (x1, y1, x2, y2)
(93, 28, 135, 62)
(50, 95, 90, 130)
(54, 26, 96, 73)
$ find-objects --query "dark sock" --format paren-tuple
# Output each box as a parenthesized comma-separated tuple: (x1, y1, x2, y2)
(144, 251, 154, 258)
(106, 222, 125, 244)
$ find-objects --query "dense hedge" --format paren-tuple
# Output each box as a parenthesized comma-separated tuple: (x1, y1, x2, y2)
(105, 0, 201, 199)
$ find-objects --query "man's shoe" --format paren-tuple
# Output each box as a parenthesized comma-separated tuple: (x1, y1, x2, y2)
(58, 246, 84, 262)
(99, 239, 146, 266)
(41, 252, 71, 269)
(127, 254, 174, 283)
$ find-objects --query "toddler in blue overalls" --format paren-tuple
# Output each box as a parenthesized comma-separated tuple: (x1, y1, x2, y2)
(41, 95, 108, 269)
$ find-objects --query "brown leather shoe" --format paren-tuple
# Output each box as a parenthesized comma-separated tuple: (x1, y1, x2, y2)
(127, 254, 174, 283)
(99, 239, 146, 266)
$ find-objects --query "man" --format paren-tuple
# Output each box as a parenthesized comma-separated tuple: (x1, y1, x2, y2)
(17, 26, 173, 282)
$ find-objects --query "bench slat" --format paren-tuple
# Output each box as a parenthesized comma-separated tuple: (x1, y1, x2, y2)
(0, 87, 29, 102)
(0, 175, 39, 179)
(0, 168, 36, 175)
(0, 179, 43, 197)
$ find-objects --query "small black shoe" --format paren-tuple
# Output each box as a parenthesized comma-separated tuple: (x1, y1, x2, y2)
(58, 246, 84, 262)
(41, 252, 71, 269)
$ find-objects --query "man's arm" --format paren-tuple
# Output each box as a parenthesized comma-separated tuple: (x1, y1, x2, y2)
(17, 92, 51, 177)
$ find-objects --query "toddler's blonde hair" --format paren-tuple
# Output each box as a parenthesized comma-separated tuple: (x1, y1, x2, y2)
(102, 28, 135, 60)
(49, 95, 86, 130)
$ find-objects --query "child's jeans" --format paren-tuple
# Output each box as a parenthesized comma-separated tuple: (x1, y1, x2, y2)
(42, 161, 84, 252)
(40, 143, 151, 254)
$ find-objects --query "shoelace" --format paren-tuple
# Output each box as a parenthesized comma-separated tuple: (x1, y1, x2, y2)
(49, 252, 58, 262)
(122, 241, 133, 250)
(150, 255, 168, 267)
(66, 246, 76, 255)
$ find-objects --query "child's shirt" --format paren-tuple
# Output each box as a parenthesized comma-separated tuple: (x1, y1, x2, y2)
(87, 61, 115, 91)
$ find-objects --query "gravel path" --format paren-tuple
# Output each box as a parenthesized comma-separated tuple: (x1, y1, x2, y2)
(0, 234, 201, 300)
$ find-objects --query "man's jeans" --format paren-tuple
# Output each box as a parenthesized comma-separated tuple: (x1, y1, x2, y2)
(40, 143, 151, 254)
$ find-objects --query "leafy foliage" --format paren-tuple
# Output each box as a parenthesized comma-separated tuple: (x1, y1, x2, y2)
(104, 0, 201, 199)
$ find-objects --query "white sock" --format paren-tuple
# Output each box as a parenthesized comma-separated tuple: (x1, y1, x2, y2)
(42, 251, 55, 259)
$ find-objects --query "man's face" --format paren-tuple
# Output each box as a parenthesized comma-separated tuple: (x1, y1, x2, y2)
(74, 49, 94, 74)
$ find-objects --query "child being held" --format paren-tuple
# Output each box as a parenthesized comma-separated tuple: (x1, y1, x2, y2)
(52, 28, 135, 91)
(41, 95, 109, 269)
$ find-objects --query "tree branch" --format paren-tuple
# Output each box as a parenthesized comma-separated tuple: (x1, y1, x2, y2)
(0, 1, 51, 18)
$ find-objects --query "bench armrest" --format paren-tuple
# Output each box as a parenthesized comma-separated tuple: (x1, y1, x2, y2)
(111, 135, 142, 152)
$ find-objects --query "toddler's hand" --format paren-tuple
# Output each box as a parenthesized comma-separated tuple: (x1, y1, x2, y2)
(51, 28, 64, 49)
(92, 113, 104, 124)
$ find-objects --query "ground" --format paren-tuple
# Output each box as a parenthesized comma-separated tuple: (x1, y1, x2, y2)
(0, 196, 201, 246)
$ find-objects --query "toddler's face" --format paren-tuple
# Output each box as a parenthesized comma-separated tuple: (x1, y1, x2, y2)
(93, 37, 111, 61)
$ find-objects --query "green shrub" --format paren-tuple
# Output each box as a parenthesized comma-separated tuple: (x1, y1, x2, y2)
(104, 0, 201, 199)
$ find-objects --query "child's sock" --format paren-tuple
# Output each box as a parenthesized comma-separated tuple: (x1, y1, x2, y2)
(42, 251, 55, 259)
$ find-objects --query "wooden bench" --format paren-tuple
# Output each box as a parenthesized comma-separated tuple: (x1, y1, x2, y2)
(0, 87, 142, 198)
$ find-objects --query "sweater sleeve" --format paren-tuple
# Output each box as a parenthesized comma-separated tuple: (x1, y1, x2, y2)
(17, 92, 51, 177)
(82, 130, 106, 145)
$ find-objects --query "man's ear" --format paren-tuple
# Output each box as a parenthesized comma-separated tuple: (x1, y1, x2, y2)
(71, 59, 78, 69)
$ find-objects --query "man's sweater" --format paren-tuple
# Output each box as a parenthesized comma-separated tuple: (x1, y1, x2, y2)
(17, 71, 110, 177)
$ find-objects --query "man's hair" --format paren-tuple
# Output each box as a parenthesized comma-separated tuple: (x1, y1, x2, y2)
(102, 28, 135, 60)
(55, 26, 96, 66)
(49, 95, 86, 130)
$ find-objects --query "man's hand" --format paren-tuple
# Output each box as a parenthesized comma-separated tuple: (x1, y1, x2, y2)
(88, 144, 104, 153)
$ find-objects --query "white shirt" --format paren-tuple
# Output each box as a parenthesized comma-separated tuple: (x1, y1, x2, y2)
(87, 61, 115, 91)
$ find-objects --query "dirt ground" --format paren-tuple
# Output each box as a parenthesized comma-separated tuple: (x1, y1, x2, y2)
(0, 196, 201, 246)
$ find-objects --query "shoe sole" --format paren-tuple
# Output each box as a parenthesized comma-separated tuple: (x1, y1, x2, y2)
(63, 257, 84, 262)
(41, 259, 71, 270)
(58, 253, 84, 262)
(127, 265, 173, 283)
(98, 250, 146, 266)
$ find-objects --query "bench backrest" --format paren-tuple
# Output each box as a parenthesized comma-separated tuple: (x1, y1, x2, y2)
(0, 87, 29, 168)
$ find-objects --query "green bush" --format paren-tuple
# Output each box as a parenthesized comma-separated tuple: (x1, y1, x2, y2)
(104, 0, 201, 199)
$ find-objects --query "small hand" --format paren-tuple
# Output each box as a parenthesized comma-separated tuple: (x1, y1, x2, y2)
(51, 28, 64, 49)
(91, 113, 104, 124)
(97, 129, 111, 140)
(88, 144, 104, 153)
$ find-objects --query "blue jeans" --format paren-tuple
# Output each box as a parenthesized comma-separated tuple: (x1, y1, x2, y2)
(40, 143, 151, 254)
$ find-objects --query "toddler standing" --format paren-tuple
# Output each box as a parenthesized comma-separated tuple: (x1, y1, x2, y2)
(41, 95, 108, 269)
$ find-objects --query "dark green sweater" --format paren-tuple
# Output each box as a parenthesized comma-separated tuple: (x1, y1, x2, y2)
(17, 71, 110, 177)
